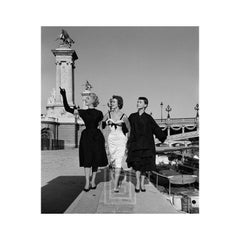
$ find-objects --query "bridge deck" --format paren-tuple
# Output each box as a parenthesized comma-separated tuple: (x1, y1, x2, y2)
(65, 169, 179, 214)
(41, 149, 180, 214)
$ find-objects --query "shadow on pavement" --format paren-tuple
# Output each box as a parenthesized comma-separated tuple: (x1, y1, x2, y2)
(41, 168, 111, 213)
(41, 176, 85, 213)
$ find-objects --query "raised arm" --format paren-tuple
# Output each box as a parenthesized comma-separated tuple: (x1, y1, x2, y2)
(59, 87, 74, 114)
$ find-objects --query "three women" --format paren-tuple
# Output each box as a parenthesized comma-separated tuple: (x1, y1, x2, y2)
(60, 87, 166, 193)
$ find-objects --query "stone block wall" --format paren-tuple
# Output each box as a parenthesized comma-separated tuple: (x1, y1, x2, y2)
(58, 123, 75, 148)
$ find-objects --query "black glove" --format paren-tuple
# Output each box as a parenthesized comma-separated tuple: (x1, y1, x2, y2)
(59, 87, 66, 96)
(102, 121, 107, 129)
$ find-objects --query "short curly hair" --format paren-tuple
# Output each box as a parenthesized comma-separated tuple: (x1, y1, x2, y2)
(90, 93, 100, 107)
(112, 95, 123, 109)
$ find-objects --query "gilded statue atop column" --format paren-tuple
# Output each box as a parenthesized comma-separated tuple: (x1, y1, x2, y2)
(85, 80, 93, 91)
(56, 29, 75, 48)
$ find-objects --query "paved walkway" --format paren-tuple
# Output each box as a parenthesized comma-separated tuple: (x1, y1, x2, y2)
(41, 149, 180, 214)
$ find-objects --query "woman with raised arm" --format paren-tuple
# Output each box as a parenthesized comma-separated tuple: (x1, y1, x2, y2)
(102, 96, 130, 192)
(60, 87, 108, 192)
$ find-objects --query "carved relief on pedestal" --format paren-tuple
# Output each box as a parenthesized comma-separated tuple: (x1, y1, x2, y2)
(47, 88, 56, 105)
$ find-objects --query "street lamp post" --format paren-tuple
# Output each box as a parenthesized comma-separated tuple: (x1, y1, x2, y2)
(165, 105, 172, 119)
(165, 105, 172, 137)
(160, 102, 163, 121)
(194, 104, 199, 119)
(194, 104, 199, 130)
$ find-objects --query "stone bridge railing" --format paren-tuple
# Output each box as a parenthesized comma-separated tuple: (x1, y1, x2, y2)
(167, 131, 199, 141)
(155, 118, 198, 126)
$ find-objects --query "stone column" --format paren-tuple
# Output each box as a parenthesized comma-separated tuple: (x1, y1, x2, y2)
(55, 61, 61, 104)
(60, 61, 73, 105)
(67, 60, 73, 105)
(72, 64, 75, 102)
(49, 47, 78, 122)
(52, 48, 78, 104)
(43, 44, 80, 148)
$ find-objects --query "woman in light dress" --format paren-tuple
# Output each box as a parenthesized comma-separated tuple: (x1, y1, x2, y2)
(102, 95, 131, 192)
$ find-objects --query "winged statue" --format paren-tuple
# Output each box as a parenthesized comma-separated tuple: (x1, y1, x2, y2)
(56, 29, 75, 47)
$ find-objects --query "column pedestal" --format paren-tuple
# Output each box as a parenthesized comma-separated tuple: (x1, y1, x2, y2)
(45, 47, 79, 123)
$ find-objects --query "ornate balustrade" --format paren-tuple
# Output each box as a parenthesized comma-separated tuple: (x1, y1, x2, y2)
(155, 118, 198, 126)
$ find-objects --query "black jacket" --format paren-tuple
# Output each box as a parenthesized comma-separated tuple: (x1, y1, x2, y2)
(127, 112, 166, 155)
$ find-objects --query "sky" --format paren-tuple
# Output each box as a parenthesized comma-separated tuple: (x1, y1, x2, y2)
(41, 27, 198, 119)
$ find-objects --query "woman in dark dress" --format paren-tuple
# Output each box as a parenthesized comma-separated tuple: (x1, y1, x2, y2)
(60, 87, 108, 192)
(126, 97, 166, 192)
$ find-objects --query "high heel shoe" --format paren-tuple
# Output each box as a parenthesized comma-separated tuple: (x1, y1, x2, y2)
(140, 187, 146, 192)
(83, 187, 90, 192)
(135, 188, 140, 193)
(91, 184, 97, 190)
(113, 188, 119, 193)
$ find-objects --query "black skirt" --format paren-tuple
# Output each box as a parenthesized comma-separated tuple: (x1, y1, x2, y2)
(127, 149, 156, 172)
(79, 128, 108, 169)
